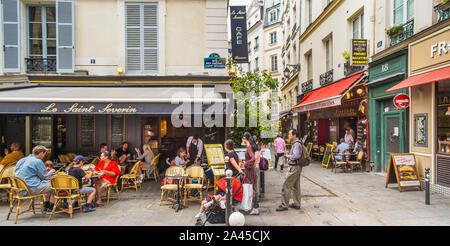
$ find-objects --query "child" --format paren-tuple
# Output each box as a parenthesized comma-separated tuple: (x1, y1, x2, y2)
(44, 161, 55, 173)
(195, 194, 226, 218)
(67, 155, 96, 212)
(174, 148, 190, 167)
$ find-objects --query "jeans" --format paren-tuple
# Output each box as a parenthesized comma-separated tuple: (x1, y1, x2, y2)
(274, 153, 285, 170)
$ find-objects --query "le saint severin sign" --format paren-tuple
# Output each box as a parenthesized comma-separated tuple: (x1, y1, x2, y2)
(40, 103, 138, 114)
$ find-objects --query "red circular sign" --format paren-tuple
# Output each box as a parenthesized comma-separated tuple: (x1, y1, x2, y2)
(393, 94, 410, 109)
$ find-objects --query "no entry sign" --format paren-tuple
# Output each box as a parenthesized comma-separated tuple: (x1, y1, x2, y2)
(393, 94, 410, 109)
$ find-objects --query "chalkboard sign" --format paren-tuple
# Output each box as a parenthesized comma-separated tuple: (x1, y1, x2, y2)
(79, 115, 95, 149)
(321, 144, 334, 169)
(385, 153, 422, 192)
(306, 142, 313, 155)
(356, 119, 369, 161)
(109, 115, 125, 148)
(204, 144, 225, 166)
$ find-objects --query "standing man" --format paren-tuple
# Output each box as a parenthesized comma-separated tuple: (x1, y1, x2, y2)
(0, 142, 24, 167)
(276, 129, 303, 211)
(14, 145, 57, 214)
(186, 134, 203, 167)
(273, 134, 286, 171)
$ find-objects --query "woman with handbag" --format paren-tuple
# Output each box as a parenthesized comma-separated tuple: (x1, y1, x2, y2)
(241, 132, 260, 215)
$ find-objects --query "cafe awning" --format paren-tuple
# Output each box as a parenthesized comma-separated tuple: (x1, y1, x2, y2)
(0, 84, 232, 115)
(293, 72, 366, 113)
(386, 66, 450, 92)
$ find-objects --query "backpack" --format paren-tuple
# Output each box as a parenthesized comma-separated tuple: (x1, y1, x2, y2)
(292, 140, 311, 167)
(259, 157, 269, 171)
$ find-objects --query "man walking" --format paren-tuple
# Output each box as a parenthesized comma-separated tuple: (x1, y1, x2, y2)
(276, 129, 303, 211)
(273, 134, 286, 171)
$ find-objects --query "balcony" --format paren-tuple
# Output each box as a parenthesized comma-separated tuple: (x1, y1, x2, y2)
(435, 2, 450, 22)
(319, 69, 334, 87)
(389, 20, 414, 47)
(301, 79, 313, 94)
(26, 58, 57, 73)
(291, 23, 297, 36)
(344, 62, 365, 77)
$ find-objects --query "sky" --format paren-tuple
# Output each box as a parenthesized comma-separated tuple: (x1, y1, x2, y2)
(229, 0, 252, 6)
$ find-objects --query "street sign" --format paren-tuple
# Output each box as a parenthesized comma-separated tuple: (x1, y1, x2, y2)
(393, 93, 410, 109)
(204, 53, 226, 69)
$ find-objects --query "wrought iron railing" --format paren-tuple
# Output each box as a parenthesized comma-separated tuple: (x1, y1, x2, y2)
(291, 23, 297, 35)
(25, 58, 57, 73)
(344, 62, 365, 77)
(435, 3, 450, 22)
(302, 79, 313, 94)
(320, 69, 334, 87)
(286, 34, 291, 47)
(389, 20, 414, 47)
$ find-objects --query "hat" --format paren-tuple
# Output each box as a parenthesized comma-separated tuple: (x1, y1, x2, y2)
(74, 155, 86, 162)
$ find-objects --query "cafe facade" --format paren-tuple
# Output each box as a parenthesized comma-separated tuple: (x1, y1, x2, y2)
(386, 25, 450, 189)
(367, 49, 409, 172)
(0, 76, 232, 165)
(293, 72, 369, 159)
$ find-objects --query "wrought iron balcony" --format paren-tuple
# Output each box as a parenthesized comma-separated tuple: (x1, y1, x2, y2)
(435, 2, 450, 22)
(301, 79, 313, 94)
(344, 62, 365, 77)
(389, 20, 414, 47)
(26, 58, 57, 73)
(320, 69, 334, 87)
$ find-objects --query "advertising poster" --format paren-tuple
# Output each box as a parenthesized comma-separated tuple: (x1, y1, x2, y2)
(230, 6, 249, 63)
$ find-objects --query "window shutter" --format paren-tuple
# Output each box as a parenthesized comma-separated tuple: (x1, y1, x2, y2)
(126, 4, 141, 72)
(2, 0, 20, 72)
(56, 0, 74, 73)
(143, 4, 158, 72)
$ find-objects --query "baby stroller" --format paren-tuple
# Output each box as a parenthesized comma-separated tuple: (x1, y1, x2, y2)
(195, 173, 245, 226)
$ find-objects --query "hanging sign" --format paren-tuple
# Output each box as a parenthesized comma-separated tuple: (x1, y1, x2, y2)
(385, 153, 422, 192)
(393, 93, 410, 109)
(351, 39, 368, 65)
(230, 6, 249, 63)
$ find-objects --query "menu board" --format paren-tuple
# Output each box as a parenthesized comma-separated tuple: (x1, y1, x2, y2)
(356, 119, 369, 161)
(204, 144, 225, 165)
(321, 144, 334, 169)
(110, 115, 125, 148)
(79, 115, 95, 149)
(385, 153, 422, 192)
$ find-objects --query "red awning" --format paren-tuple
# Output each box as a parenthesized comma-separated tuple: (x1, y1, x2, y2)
(386, 66, 450, 92)
(293, 72, 365, 113)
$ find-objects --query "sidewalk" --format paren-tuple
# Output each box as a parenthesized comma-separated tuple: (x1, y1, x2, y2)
(1, 162, 449, 226)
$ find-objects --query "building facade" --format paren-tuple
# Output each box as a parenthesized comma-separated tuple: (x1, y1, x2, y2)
(0, 0, 231, 164)
(245, 0, 264, 73)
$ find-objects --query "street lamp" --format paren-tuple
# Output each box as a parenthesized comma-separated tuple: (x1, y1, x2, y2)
(283, 64, 301, 78)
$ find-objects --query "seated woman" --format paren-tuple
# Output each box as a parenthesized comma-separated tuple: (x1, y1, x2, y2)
(94, 151, 120, 206)
(135, 143, 154, 182)
(174, 147, 190, 168)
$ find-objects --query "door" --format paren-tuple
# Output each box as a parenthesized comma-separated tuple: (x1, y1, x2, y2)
(382, 114, 402, 171)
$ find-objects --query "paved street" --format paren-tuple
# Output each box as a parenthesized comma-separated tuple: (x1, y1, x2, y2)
(1, 161, 450, 226)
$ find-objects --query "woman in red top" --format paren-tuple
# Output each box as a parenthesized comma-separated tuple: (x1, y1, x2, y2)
(94, 151, 120, 206)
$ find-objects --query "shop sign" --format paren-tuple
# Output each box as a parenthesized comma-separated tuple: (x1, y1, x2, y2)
(204, 53, 226, 69)
(393, 94, 410, 109)
(385, 154, 422, 192)
(230, 6, 249, 63)
(294, 98, 341, 113)
(414, 114, 428, 147)
(351, 39, 368, 65)
(40, 103, 138, 114)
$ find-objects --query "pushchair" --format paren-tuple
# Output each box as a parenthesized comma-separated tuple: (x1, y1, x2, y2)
(195, 173, 245, 226)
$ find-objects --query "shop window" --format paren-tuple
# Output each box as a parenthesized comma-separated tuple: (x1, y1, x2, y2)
(437, 80, 450, 154)
(56, 116, 66, 150)
(32, 116, 52, 148)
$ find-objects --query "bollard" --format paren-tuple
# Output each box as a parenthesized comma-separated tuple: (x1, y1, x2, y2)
(225, 156, 232, 226)
(425, 168, 430, 205)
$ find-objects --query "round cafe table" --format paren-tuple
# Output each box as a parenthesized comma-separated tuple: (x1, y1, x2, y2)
(166, 174, 190, 212)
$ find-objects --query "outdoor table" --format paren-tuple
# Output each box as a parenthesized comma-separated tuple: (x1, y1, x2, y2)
(333, 153, 357, 172)
(166, 174, 190, 212)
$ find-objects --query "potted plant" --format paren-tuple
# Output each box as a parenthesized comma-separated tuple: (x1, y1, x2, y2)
(386, 24, 404, 36)
(437, 0, 449, 9)
(342, 51, 350, 62)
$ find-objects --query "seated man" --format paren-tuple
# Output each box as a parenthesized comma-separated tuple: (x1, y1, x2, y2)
(14, 145, 57, 214)
(116, 142, 131, 165)
(0, 142, 24, 166)
(68, 155, 96, 212)
(334, 138, 350, 161)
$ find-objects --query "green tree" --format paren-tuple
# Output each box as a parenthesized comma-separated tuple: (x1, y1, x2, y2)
(226, 59, 279, 145)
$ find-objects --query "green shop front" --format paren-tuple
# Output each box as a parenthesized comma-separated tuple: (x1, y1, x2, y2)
(367, 49, 409, 172)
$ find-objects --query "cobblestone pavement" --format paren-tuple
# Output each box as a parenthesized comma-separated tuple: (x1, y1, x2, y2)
(1, 161, 449, 226)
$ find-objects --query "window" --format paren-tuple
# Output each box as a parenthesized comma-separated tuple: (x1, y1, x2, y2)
(255, 57, 259, 71)
(269, 9, 277, 23)
(271, 55, 278, 72)
(325, 39, 332, 71)
(307, 53, 312, 80)
(308, 0, 312, 25)
(254, 36, 259, 50)
(126, 3, 158, 74)
(352, 13, 364, 39)
(270, 32, 277, 44)
(27, 6, 57, 71)
(393, 0, 414, 25)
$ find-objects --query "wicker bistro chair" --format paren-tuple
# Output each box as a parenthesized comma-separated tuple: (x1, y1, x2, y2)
(331, 153, 348, 174)
(67, 153, 77, 161)
(347, 150, 365, 173)
(120, 161, 142, 192)
(49, 175, 83, 220)
(160, 166, 185, 205)
(183, 165, 205, 206)
(90, 157, 100, 166)
(312, 146, 325, 161)
(106, 175, 121, 205)
(0, 166, 15, 202)
(7, 176, 45, 224)
(143, 154, 160, 182)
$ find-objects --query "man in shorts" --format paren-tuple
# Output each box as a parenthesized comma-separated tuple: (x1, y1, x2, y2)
(68, 155, 96, 212)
